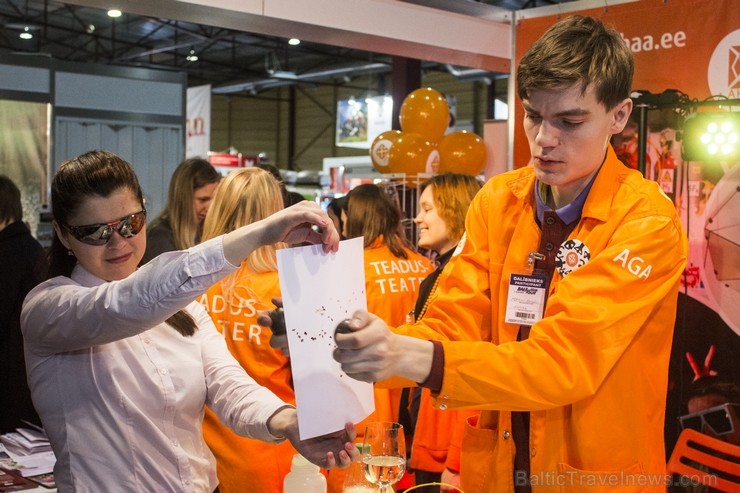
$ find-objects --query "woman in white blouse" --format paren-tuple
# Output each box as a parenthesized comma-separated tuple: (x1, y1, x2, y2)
(21, 150, 356, 492)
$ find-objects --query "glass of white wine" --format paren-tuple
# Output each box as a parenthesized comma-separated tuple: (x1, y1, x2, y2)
(361, 422, 406, 493)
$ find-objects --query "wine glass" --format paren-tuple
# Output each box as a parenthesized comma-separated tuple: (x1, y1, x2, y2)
(361, 422, 406, 493)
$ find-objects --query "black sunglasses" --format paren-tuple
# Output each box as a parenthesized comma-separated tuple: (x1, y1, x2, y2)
(63, 209, 147, 246)
(679, 403, 738, 436)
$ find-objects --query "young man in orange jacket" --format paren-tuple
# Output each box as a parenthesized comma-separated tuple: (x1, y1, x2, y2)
(334, 15, 688, 493)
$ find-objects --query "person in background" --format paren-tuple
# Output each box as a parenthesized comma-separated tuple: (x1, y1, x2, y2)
(329, 182, 433, 493)
(334, 15, 687, 493)
(0, 175, 47, 433)
(198, 167, 298, 492)
(255, 162, 306, 207)
(341, 183, 433, 331)
(21, 150, 356, 492)
(326, 196, 346, 240)
(141, 156, 220, 264)
(399, 173, 482, 493)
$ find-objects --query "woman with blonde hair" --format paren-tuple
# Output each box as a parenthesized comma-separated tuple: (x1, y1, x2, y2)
(199, 167, 299, 492)
(142, 157, 220, 263)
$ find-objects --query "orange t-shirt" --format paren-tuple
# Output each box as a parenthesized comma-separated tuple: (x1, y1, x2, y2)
(363, 239, 434, 328)
(328, 239, 433, 493)
(198, 264, 297, 493)
(363, 239, 433, 425)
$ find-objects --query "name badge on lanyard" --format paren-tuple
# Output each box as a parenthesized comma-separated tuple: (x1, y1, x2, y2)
(505, 273, 547, 326)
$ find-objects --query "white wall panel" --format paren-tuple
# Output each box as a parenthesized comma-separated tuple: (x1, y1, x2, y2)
(54, 118, 182, 218)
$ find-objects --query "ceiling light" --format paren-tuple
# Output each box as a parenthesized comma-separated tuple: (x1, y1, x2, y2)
(19, 26, 33, 40)
(288, 38, 300, 46)
(107, 9, 122, 18)
(268, 70, 297, 80)
(186, 50, 198, 62)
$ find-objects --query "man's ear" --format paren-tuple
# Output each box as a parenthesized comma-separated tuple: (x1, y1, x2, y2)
(610, 97, 634, 135)
(52, 220, 72, 251)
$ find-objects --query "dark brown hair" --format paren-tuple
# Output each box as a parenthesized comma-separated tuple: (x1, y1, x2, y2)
(517, 15, 634, 111)
(49, 150, 196, 336)
(0, 175, 23, 224)
(344, 183, 411, 258)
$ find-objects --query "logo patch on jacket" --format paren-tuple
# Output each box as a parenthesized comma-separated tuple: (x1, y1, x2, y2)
(555, 239, 591, 277)
(613, 248, 652, 279)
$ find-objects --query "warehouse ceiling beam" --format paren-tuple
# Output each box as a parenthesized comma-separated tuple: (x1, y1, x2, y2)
(62, 0, 512, 73)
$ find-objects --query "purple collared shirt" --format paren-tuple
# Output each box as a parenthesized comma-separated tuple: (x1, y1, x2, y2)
(534, 168, 600, 226)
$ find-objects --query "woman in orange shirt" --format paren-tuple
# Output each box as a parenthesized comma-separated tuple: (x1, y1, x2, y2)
(198, 167, 297, 492)
(342, 184, 433, 330)
(330, 183, 433, 492)
(399, 173, 482, 492)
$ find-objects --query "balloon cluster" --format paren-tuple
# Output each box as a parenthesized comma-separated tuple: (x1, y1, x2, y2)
(370, 88, 486, 181)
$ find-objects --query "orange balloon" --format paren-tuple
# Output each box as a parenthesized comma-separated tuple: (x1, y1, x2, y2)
(370, 130, 403, 173)
(399, 88, 450, 142)
(437, 130, 487, 175)
(387, 133, 437, 177)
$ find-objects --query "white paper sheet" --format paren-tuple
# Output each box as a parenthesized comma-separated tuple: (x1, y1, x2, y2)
(276, 237, 374, 440)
